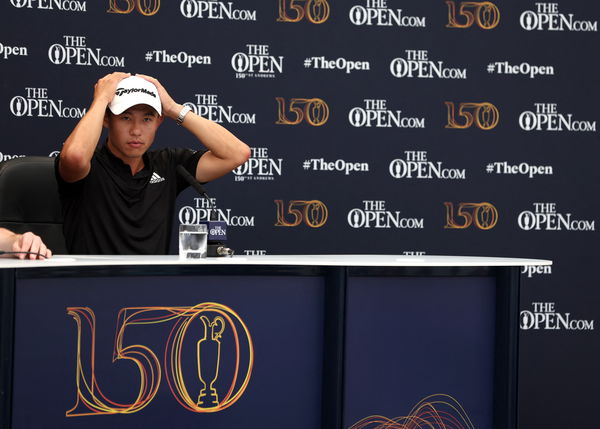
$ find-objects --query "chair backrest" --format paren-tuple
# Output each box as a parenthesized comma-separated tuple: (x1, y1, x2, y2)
(0, 156, 67, 254)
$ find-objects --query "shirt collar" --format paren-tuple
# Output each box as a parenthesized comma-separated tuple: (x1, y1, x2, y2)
(101, 141, 151, 178)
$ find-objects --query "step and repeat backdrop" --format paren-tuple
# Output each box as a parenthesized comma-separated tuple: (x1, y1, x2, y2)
(1, 1, 598, 428)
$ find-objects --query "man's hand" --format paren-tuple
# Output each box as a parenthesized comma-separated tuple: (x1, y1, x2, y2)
(136, 74, 180, 118)
(11, 232, 52, 260)
(93, 72, 131, 107)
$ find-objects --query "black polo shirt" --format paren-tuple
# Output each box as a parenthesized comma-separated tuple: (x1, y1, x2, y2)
(56, 144, 205, 255)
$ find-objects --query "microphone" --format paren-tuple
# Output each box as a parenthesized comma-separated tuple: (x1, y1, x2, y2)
(176, 165, 233, 257)
(176, 165, 209, 199)
(0, 251, 48, 259)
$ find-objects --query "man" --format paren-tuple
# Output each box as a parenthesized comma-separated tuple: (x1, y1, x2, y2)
(0, 228, 52, 259)
(56, 72, 250, 254)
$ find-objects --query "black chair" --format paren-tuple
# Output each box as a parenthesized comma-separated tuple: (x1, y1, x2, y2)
(0, 156, 67, 254)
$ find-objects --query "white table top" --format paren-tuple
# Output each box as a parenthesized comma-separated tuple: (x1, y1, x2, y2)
(0, 254, 552, 269)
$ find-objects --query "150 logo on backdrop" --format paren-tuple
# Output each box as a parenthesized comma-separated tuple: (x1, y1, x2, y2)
(276, 98, 329, 126)
(107, 0, 160, 15)
(275, 200, 328, 227)
(444, 202, 498, 230)
(278, 0, 330, 24)
(445, 1, 500, 29)
(66, 303, 253, 415)
(445, 102, 499, 130)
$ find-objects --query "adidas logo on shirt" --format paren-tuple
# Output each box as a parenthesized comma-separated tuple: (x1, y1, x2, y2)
(150, 172, 165, 184)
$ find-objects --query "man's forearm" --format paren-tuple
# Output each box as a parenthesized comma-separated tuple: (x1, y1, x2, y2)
(183, 112, 249, 162)
(0, 228, 16, 252)
(167, 104, 250, 167)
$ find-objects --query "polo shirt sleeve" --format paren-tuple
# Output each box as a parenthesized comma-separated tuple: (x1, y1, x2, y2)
(170, 147, 207, 192)
(54, 154, 86, 196)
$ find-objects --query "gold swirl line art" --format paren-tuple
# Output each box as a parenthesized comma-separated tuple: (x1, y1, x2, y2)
(348, 394, 475, 429)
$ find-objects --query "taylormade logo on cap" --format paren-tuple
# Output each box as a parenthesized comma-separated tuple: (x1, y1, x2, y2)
(108, 76, 162, 115)
(115, 87, 156, 97)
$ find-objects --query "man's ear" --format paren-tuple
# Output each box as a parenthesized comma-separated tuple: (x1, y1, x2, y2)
(103, 110, 110, 128)
(156, 115, 164, 127)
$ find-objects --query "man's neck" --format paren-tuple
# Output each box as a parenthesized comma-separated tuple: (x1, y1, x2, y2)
(128, 159, 144, 175)
(106, 141, 145, 175)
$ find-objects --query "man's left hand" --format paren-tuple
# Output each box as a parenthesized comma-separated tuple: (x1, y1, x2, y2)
(136, 74, 181, 119)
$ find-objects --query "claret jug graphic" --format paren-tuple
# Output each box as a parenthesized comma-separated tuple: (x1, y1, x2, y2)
(196, 315, 226, 407)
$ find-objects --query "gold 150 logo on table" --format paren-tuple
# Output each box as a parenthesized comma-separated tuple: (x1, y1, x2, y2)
(276, 98, 329, 126)
(445, 102, 499, 130)
(66, 303, 253, 416)
(107, 0, 160, 15)
(444, 202, 498, 230)
(275, 200, 328, 227)
(446, 1, 500, 29)
(277, 0, 330, 23)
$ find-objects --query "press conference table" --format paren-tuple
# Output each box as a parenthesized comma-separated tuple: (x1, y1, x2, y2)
(0, 255, 550, 429)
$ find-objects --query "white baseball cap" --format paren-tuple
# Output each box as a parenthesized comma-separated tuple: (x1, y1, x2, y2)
(108, 75, 162, 115)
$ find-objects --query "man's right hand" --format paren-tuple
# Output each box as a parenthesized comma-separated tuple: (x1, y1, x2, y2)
(93, 71, 131, 107)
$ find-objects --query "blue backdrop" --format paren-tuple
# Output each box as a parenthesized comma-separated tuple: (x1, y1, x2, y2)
(1, 1, 598, 427)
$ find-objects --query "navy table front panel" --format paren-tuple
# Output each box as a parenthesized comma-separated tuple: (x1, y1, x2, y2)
(343, 276, 496, 429)
(12, 274, 325, 428)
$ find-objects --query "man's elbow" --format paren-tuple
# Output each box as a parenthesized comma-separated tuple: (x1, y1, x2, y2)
(59, 150, 90, 182)
(233, 142, 251, 168)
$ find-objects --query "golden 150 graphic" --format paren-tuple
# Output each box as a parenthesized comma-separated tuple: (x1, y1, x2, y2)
(446, 1, 500, 29)
(66, 303, 253, 417)
(275, 98, 329, 126)
(275, 200, 328, 227)
(444, 202, 498, 230)
(277, 0, 330, 24)
(107, 0, 160, 15)
(445, 102, 499, 130)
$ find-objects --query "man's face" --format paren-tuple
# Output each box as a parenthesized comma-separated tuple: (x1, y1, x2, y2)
(104, 104, 163, 161)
